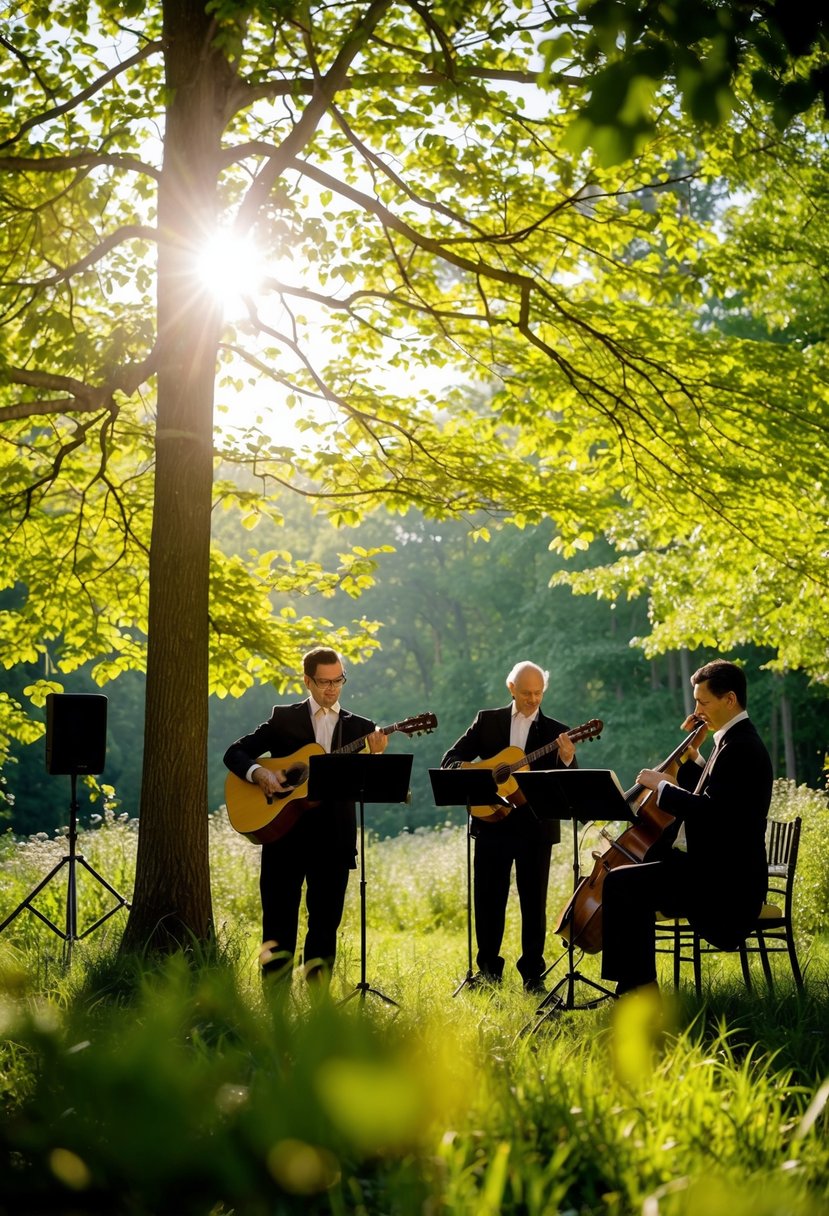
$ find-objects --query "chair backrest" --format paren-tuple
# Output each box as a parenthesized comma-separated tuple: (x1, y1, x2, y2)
(765, 817, 801, 914)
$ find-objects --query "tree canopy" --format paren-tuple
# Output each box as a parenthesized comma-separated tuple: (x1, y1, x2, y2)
(1, 0, 827, 944)
(544, 0, 829, 163)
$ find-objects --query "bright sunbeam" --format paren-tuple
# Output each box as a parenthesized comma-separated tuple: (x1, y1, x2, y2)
(196, 230, 265, 309)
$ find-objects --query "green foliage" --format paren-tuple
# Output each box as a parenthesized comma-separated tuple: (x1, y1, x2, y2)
(358, 824, 470, 934)
(2, 800, 829, 1214)
(5, 494, 829, 839)
(1, 1, 828, 948)
(544, 0, 829, 163)
(2, 0, 828, 713)
(0, 691, 43, 780)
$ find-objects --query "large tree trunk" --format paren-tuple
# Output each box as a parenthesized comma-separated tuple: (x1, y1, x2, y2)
(679, 648, 694, 717)
(779, 688, 797, 783)
(122, 1, 233, 951)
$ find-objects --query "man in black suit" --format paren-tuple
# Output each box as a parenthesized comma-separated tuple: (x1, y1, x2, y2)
(441, 661, 577, 994)
(223, 646, 387, 985)
(601, 658, 772, 995)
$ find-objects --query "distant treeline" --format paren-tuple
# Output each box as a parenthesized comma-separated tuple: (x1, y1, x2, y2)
(3, 509, 827, 838)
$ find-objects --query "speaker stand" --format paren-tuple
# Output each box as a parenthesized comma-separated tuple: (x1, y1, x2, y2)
(0, 773, 131, 965)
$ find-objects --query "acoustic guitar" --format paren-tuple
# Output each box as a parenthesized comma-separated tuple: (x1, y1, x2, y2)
(225, 712, 437, 844)
(461, 718, 604, 822)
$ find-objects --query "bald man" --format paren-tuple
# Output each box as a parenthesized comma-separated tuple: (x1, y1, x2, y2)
(441, 661, 576, 994)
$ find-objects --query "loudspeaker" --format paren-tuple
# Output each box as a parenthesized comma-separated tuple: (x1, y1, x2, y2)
(45, 693, 108, 775)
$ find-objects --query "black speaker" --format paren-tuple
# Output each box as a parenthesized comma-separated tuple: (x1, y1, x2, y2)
(45, 693, 108, 775)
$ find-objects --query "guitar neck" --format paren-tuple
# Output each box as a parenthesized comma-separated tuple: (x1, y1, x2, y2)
(519, 735, 562, 771)
(335, 722, 399, 756)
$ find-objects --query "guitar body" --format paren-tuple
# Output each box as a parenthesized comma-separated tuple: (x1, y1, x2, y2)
(462, 720, 603, 823)
(224, 711, 438, 844)
(463, 746, 529, 822)
(224, 745, 324, 844)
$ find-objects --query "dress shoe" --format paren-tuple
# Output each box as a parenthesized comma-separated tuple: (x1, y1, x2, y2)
(466, 970, 501, 991)
(523, 978, 547, 997)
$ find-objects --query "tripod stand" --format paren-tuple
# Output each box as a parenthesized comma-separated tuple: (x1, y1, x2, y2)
(428, 767, 507, 996)
(0, 771, 131, 966)
(513, 769, 619, 1033)
(308, 751, 413, 1008)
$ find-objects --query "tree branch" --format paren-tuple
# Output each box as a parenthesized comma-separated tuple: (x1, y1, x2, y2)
(0, 40, 162, 151)
(9, 225, 157, 289)
(235, 0, 394, 228)
(0, 152, 161, 181)
(2, 349, 159, 422)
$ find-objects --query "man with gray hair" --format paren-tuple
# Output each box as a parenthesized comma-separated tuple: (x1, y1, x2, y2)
(441, 661, 577, 995)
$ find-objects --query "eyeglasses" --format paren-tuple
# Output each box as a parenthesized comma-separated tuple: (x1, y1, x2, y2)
(312, 675, 347, 689)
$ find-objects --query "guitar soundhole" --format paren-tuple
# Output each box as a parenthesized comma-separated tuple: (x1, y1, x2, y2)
(493, 764, 511, 785)
(285, 764, 308, 788)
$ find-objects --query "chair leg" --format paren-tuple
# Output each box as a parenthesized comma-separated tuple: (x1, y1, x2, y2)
(739, 943, 753, 991)
(786, 930, 804, 990)
(692, 932, 702, 997)
(673, 922, 682, 990)
(756, 930, 775, 989)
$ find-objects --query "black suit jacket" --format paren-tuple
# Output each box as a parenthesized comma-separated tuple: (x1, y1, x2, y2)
(440, 705, 575, 844)
(660, 716, 772, 947)
(223, 700, 377, 862)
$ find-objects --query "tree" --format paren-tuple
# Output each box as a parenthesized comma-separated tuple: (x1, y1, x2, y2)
(553, 121, 829, 686)
(543, 0, 829, 164)
(1, 1, 827, 948)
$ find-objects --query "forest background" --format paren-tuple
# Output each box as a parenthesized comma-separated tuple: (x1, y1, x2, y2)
(0, 1, 828, 947)
(3, 7, 829, 1211)
(4, 496, 829, 841)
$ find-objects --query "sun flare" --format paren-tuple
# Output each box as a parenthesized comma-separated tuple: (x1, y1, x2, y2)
(196, 230, 265, 308)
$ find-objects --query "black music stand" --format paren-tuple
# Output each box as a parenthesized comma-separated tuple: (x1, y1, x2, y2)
(514, 769, 622, 1030)
(308, 752, 413, 1008)
(0, 781, 131, 968)
(429, 767, 507, 996)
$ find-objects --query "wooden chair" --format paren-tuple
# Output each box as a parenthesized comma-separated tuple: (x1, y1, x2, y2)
(655, 817, 804, 995)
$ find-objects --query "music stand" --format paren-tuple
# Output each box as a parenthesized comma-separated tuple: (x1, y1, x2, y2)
(0, 778, 131, 967)
(308, 752, 413, 1008)
(514, 769, 622, 1030)
(429, 767, 506, 995)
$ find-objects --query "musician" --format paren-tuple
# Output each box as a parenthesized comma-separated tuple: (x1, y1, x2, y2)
(601, 659, 772, 996)
(440, 661, 577, 994)
(223, 646, 388, 986)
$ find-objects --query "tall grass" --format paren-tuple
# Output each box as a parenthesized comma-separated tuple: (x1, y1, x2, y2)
(0, 782, 828, 1215)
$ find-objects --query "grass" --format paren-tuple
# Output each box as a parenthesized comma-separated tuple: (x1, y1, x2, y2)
(0, 782, 828, 1214)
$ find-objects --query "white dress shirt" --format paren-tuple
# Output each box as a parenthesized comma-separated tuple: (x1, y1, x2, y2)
(510, 704, 538, 751)
(310, 694, 340, 753)
(246, 696, 342, 782)
(509, 704, 574, 766)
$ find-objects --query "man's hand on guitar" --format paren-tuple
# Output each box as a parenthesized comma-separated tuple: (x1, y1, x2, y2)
(366, 730, 389, 754)
(253, 766, 294, 797)
(556, 731, 576, 765)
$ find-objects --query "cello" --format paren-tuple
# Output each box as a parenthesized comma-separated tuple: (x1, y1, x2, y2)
(554, 717, 709, 954)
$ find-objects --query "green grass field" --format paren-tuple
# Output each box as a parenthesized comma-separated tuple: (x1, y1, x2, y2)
(1, 780, 827, 1215)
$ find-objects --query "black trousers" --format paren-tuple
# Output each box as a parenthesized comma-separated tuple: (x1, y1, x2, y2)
(259, 812, 351, 977)
(473, 818, 553, 983)
(600, 853, 693, 992)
